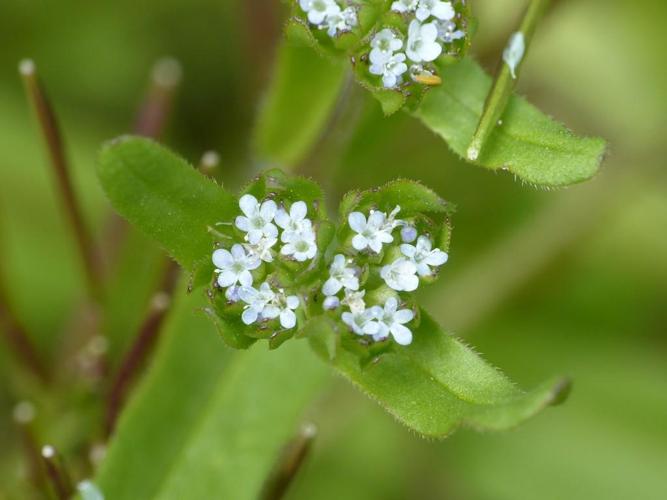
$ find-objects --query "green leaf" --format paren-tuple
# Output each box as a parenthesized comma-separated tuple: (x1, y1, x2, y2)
(96, 290, 329, 499)
(97, 136, 236, 272)
(309, 311, 570, 438)
(253, 41, 347, 169)
(413, 58, 607, 187)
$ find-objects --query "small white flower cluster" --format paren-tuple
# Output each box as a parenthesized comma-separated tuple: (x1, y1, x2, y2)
(299, 0, 358, 37)
(369, 0, 464, 88)
(212, 195, 317, 329)
(322, 205, 448, 345)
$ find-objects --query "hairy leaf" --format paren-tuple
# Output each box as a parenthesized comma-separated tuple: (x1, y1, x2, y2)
(253, 42, 347, 169)
(309, 312, 569, 437)
(413, 58, 607, 187)
(97, 136, 236, 272)
(96, 291, 329, 499)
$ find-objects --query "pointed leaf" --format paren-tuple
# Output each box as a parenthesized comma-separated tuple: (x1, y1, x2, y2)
(413, 58, 607, 187)
(96, 291, 329, 499)
(97, 136, 236, 272)
(253, 42, 347, 168)
(309, 311, 570, 438)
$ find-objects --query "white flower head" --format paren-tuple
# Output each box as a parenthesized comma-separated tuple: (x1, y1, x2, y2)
(342, 307, 380, 336)
(239, 282, 276, 325)
(212, 244, 260, 289)
(235, 194, 278, 245)
(275, 201, 312, 243)
(348, 210, 394, 253)
(406, 20, 443, 63)
(299, 0, 339, 25)
(370, 29, 404, 65)
(372, 297, 415, 345)
(436, 19, 465, 43)
(415, 0, 455, 22)
(323, 254, 359, 296)
(381, 258, 419, 291)
(391, 0, 418, 14)
(400, 235, 448, 276)
(280, 230, 317, 262)
(322, 6, 358, 37)
(370, 52, 408, 88)
(244, 235, 277, 263)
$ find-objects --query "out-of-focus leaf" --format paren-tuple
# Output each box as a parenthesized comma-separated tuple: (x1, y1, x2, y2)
(309, 311, 569, 438)
(97, 136, 236, 272)
(413, 57, 606, 187)
(253, 42, 347, 168)
(96, 290, 329, 500)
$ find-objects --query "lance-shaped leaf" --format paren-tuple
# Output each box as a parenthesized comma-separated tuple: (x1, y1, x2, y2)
(97, 136, 236, 272)
(96, 291, 329, 499)
(253, 42, 347, 169)
(308, 311, 570, 437)
(413, 58, 607, 187)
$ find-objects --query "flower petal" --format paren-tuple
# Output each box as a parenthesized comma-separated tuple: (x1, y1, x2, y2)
(235, 215, 250, 231)
(260, 199, 277, 220)
(217, 270, 237, 288)
(286, 295, 300, 310)
(242, 308, 258, 325)
(290, 201, 307, 221)
(352, 234, 368, 251)
(394, 308, 414, 324)
(322, 277, 342, 296)
(390, 324, 413, 345)
(212, 248, 233, 268)
(280, 309, 297, 329)
(238, 270, 253, 288)
(231, 243, 245, 259)
(274, 208, 290, 229)
(348, 212, 366, 232)
(239, 194, 258, 217)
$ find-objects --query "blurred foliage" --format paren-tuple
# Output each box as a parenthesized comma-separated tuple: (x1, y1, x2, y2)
(1, 0, 666, 498)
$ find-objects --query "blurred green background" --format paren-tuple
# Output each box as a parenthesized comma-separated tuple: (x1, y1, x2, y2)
(1, 0, 666, 498)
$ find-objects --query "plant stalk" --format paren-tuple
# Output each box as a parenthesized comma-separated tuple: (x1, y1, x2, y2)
(19, 59, 102, 299)
(40, 445, 74, 500)
(467, 0, 551, 161)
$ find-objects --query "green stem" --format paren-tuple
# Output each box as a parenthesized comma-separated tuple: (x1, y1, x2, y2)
(467, 0, 551, 161)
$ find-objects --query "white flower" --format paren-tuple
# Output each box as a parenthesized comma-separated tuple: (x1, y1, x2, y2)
(244, 235, 277, 263)
(323, 295, 341, 310)
(235, 194, 278, 245)
(342, 307, 380, 336)
(322, 6, 357, 36)
(348, 210, 394, 253)
(341, 289, 366, 314)
(280, 231, 317, 262)
(372, 297, 415, 345)
(436, 19, 465, 43)
(212, 244, 260, 288)
(401, 225, 418, 242)
(370, 29, 404, 65)
(391, 0, 418, 14)
(406, 20, 442, 62)
(275, 201, 312, 243)
(400, 235, 448, 276)
(239, 282, 276, 325)
(273, 291, 301, 329)
(322, 254, 359, 296)
(415, 0, 455, 22)
(370, 52, 408, 88)
(381, 258, 419, 291)
(299, 0, 339, 25)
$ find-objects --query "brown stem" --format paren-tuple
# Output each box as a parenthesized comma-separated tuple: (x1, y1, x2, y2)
(13, 402, 47, 492)
(19, 60, 102, 300)
(104, 284, 173, 437)
(133, 57, 182, 139)
(0, 299, 48, 383)
(260, 423, 317, 500)
(40, 445, 74, 500)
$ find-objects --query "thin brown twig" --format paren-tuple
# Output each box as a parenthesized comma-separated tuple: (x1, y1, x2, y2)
(260, 423, 317, 500)
(0, 297, 48, 383)
(40, 445, 74, 500)
(19, 59, 102, 300)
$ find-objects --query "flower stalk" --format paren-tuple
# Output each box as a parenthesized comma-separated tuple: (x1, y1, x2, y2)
(19, 59, 103, 299)
(466, 0, 551, 161)
(40, 445, 74, 500)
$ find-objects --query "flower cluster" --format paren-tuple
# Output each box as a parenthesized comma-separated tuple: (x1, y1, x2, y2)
(322, 205, 448, 345)
(299, 0, 358, 37)
(212, 195, 317, 329)
(369, 1, 465, 88)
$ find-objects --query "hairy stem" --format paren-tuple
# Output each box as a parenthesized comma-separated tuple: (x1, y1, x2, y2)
(467, 0, 550, 161)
